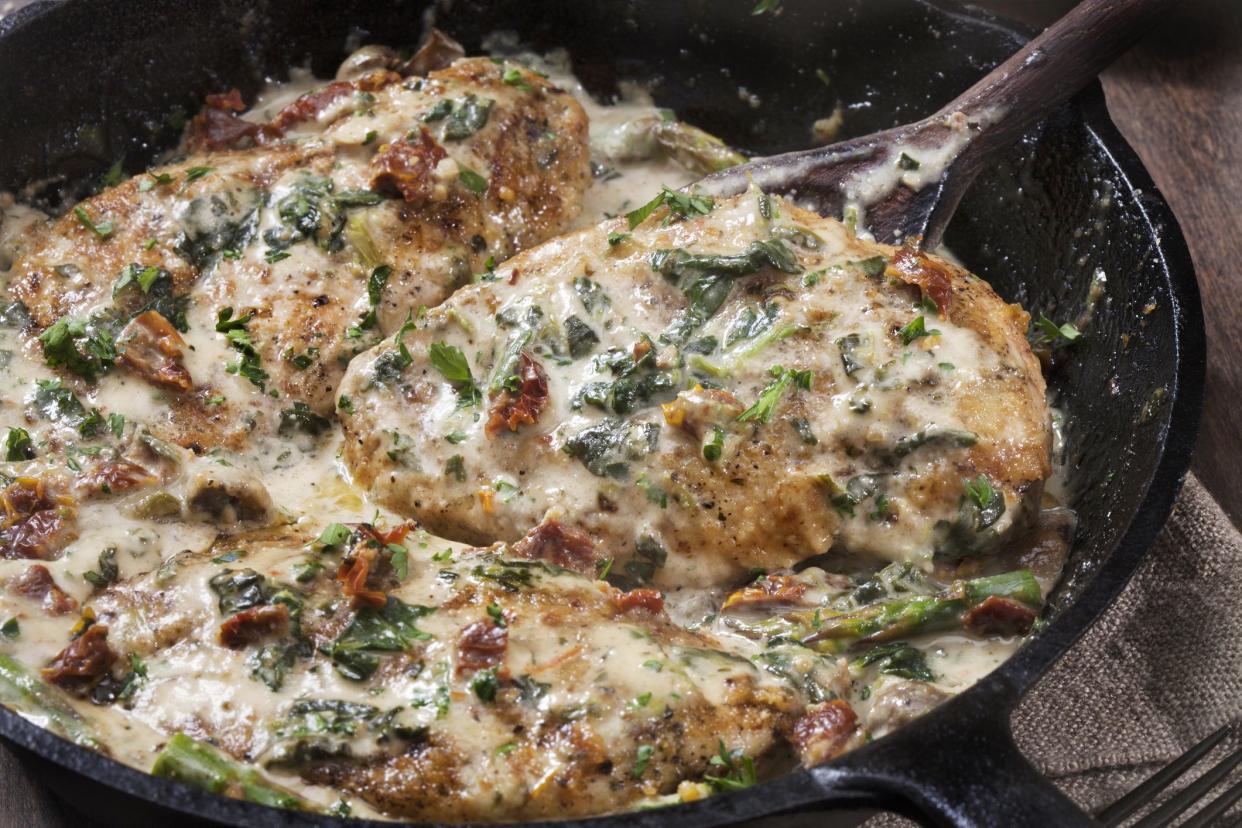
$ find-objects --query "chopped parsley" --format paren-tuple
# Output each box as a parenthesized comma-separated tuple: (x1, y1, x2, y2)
(633, 744, 654, 778)
(38, 318, 116, 382)
(1033, 314, 1083, 346)
(852, 256, 887, 278)
(965, 474, 1005, 528)
(216, 307, 269, 391)
(736, 365, 813, 425)
(458, 166, 488, 194)
(183, 165, 215, 183)
(626, 186, 714, 229)
(898, 315, 940, 345)
(470, 666, 500, 702)
(501, 67, 532, 91)
(73, 206, 114, 239)
(429, 342, 483, 407)
(705, 741, 759, 791)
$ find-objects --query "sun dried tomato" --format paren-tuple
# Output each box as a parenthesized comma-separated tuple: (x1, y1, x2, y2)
(1, 478, 77, 561)
(962, 595, 1037, 637)
(722, 573, 809, 610)
(218, 604, 291, 649)
(117, 310, 193, 391)
(337, 546, 388, 609)
(77, 460, 158, 498)
(42, 625, 117, 695)
(510, 520, 598, 575)
(457, 620, 508, 675)
(892, 246, 954, 313)
(7, 565, 77, 615)
(370, 127, 447, 204)
(610, 587, 664, 614)
(485, 353, 548, 437)
(786, 699, 861, 767)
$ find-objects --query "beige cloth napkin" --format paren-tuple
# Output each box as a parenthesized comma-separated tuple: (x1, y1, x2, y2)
(865, 473, 1242, 825)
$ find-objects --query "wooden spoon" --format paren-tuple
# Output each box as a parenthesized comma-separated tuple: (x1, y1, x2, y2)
(696, 0, 1174, 249)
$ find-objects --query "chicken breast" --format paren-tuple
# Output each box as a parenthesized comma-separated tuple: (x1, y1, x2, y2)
(339, 190, 1050, 588)
(90, 524, 810, 821)
(5, 57, 590, 452)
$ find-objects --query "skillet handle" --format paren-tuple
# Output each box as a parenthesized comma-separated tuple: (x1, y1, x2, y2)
(815, 679, 1099, 827)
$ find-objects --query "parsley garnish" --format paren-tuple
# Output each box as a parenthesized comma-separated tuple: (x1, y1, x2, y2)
(705, 741, 759, 791)
(458, 166, 488, 194)
(183, 166, 215, 183)
(965, 474, 1005, 528)
(429, 342, 483, 407)
(736, 366, 812, 424)
(626, 186, 715, 229)
(501, 67, 533, 91)
(73, 206, 114, 239)
(216, 307, 269, 391)
(1033, 314, 1083, 346)
(898, 315, 940, 345)
(38, 318, 116, 382)
(633, 744, 654, 778)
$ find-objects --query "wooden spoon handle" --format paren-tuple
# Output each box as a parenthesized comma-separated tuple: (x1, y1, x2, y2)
(936, 0, 1176, 182)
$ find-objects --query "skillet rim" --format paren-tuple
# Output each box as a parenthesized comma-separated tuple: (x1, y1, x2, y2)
(0, 0, 1206, 824)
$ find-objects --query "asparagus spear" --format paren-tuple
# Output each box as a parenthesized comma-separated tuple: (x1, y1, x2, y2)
(152, 732, 312, 812)
(650, 120, 747, 175)
(0, 653, 100, 749)
(800, 569, 1042, 651)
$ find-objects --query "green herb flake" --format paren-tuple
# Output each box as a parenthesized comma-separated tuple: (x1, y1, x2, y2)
(470, 666, 500, 702)
(458, 166, 488, 194)
(74, 206, 114, 240)
(626, 186, 715, 229)
(633, 744, 654, 778)
(183, 166, 214, 183)
(852, 256, 887, 278)
(486, 603, 506, 627)
(898, 315, 940, 345)
(316, 523, 353, 550)
(389, 544, 409, 580)
(965, 474, 1005, 528)
(0, 618, 18, 639)
(897, 153, 920, 171)
(1034, 314, 1083, 346)
(5, 427, 34, 461)
(501, 67, 533, 91)
(736, 366, 813, 425)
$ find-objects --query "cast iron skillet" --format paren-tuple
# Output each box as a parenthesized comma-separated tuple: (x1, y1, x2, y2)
(0, 0, 1205, 825)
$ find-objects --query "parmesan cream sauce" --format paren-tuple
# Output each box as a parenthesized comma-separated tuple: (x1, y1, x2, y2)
(0, 45, 1065, 817)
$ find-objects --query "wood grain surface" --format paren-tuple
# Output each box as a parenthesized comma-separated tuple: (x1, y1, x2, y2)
(1, 0, 1239, 825)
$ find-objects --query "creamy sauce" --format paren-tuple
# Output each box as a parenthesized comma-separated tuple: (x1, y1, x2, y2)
(0, 40, 1065, 822)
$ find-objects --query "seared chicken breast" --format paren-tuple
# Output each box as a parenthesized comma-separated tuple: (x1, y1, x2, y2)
(90, 525, 810, 821)
(6, 58, 590, 452)
(339, 191, 1050, 588)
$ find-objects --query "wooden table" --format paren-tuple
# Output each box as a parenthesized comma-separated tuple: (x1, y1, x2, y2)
(1, 0, 1239, 824)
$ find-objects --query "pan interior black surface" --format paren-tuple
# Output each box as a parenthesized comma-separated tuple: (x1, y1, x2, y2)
(0, 1, 1203, 826)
